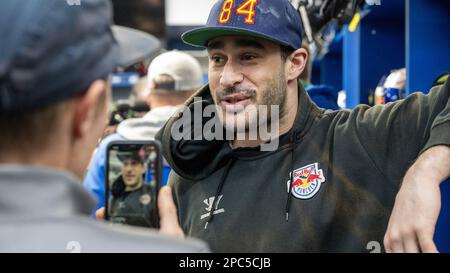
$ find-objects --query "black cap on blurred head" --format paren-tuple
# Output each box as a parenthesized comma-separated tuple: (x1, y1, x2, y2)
(0, 0, 160, 112)
(117, 151, 145, 164)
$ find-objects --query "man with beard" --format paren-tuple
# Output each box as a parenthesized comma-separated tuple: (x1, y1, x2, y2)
(109, 152, 155, 227)
(156, 0, 450, 253)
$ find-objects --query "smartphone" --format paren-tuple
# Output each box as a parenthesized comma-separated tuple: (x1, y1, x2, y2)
(105, 140, 162, 228)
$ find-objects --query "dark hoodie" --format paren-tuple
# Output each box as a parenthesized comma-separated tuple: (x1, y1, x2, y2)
(156, 80, 450, 253)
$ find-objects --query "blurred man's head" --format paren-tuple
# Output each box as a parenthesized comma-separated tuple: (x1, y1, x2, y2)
(120, 155, 145, 190)
(146, 51, 204, 108)
(0, 0, 159, 178)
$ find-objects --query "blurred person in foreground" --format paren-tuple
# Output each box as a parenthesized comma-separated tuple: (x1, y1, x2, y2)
(0, 0, 208, 253)
(84, 50, 203, 211)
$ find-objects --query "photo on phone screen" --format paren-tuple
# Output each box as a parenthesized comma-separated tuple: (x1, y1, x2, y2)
(105, 140, 162, 228)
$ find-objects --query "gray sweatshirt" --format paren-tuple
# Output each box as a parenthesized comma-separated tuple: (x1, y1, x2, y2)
(0, 165, 209, 253)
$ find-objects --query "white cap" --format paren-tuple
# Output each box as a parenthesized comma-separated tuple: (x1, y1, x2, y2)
(147, 50, 203, 92)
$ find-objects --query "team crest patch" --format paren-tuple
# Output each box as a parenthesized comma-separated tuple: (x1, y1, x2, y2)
(287, 163, 325, 199)
(139, 194, 151, 205)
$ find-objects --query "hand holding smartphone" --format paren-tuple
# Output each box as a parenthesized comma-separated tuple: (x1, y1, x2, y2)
(105, 140, 162, 228)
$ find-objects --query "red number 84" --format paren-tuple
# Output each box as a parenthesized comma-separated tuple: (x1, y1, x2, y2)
(219, 0, 258, 25)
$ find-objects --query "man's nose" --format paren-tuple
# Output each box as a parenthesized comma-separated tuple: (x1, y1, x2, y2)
(220, 61, 243, 88)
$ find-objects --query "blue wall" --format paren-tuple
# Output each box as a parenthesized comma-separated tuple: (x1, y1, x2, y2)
(343, 0, 405, 108)
(406, 0, 450, 94)
(436, 180, 450, 252)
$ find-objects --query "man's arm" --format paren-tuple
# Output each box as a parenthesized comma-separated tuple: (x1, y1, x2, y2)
(384, 145, 450, 253)
(352, 79, 450, 252)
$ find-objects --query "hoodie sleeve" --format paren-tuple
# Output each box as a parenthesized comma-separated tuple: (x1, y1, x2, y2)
(353, 80, 450, 187)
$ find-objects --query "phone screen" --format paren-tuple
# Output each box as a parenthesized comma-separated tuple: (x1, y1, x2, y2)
(105, 141, 162, 228)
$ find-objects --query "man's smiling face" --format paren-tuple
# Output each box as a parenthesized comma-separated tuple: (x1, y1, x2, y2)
(122, 158, 145, 189)
(207, 36, 288, 133)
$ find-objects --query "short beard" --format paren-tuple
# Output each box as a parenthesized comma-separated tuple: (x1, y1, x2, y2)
(259, 69, 287, 127)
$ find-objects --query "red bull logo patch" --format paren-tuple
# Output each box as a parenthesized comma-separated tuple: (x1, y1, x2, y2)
(288, 163, 325, 199)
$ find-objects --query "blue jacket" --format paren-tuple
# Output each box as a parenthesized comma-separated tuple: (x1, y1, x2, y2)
(83, 106, 179, 212)
(306, 84, 340, 110)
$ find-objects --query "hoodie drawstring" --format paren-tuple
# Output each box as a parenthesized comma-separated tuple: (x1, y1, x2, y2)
(285, 130, 297, 222)
(204, 129, 297, 226)
(205, 155, 235, 229)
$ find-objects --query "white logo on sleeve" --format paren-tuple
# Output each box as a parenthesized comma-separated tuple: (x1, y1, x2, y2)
(200, 195, 225, 220)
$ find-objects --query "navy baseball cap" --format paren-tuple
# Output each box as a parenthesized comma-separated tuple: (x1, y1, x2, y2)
(0, 0, 160, 112)
(117, 151, 145, 164)
(182, 0, 303, 49)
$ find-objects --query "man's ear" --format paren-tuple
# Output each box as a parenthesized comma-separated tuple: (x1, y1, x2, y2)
(72, 80, 107, 140)
(286, 48, 308, 82)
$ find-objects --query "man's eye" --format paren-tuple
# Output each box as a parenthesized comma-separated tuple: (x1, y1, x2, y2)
(241, 54, 257, 61)
(210, 55, 224, 64)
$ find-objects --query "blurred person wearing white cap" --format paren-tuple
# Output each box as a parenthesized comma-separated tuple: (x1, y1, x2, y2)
(84, 50, 204, 212)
